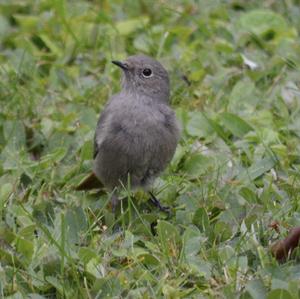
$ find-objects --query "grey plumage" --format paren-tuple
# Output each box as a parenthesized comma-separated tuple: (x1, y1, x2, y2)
(93, 55, 180, 192)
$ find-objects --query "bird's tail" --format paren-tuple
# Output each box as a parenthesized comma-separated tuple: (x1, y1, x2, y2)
(75, 172, 103, 191)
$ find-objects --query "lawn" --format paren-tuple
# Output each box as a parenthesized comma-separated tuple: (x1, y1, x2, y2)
(1, 0, 300, 298)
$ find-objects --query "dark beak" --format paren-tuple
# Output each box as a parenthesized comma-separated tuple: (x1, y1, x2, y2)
(111, 60, 128, 71)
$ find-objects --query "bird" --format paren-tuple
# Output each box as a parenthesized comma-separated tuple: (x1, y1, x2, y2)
(76, 54, 180, 211)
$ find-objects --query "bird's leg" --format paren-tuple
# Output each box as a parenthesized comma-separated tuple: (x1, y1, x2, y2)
(148, 191, 170, 213)
(111, 193, 120, 213)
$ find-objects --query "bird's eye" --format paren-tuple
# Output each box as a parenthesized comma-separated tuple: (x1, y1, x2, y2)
(142, 68, 153, 78)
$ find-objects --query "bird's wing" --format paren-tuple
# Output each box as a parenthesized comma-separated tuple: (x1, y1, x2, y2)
(93, 95, 120, 159)
(75, 172, 103, 190)
(93, 114, 104, 159)
(75, 111, 109, 191)
(93, 106, 111, 159)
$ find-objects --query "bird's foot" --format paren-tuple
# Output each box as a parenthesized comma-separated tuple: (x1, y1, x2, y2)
(148, 191, 170, 214)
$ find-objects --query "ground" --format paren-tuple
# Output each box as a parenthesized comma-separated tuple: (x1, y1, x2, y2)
(1, 0, 300, 298)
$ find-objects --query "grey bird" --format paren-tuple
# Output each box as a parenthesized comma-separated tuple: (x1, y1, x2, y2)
(76, 54, 180, 211)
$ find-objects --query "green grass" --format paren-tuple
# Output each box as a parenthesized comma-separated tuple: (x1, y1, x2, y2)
(1, 0, 300, 298)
